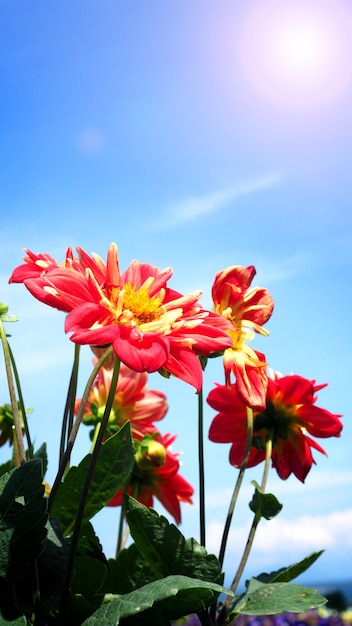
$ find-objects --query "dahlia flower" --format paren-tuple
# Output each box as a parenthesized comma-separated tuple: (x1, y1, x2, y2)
(208, 372, 342, 482)
(212, 265, 274, 409)
(76, 360, 168, 439)
(9, 244, 233, 390)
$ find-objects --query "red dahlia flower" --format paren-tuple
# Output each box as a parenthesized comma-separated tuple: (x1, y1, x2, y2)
(208, 372, 342, 482)
(10, 244, 233, 390)
(75, 360, 168, 439)
(107, 431, 194, 524)
(212, 265, 274, 409)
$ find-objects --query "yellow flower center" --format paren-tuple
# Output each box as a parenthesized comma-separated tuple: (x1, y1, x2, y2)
(122, 283, 163, 324)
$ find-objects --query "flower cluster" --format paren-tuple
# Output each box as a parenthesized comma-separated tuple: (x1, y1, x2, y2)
(208, 371, 342, 482)
(9, 243, 343, 514)
(1, 241, 344, 626)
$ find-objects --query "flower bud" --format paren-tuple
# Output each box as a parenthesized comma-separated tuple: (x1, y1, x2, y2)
(135, 440, 166, 470)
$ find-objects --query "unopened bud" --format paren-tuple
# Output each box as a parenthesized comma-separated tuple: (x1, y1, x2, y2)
(135, 440, 166, 470)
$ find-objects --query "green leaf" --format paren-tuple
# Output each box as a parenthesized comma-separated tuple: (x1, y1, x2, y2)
(64, 593, 99, 626)
(74, 521, 107, 563)
(229, 580, 327, 617)
(71, 555, 107, 608)
(0, 460, 14, 479)
(82, 575, 232, 625)
(254, 551, 325, 585)
(249, 481, 283, 520)
(69, 522, 109, 608)
(105, 544, 156, 595)
(0, 459, 47, 581)
(7, 516, 70, 616)
(0, 303, 18, 323)
(35, 516, 70, 610)
(125, 495, 223, 584)
(0, 315, 19, 323)
(51, 423, 134, 535)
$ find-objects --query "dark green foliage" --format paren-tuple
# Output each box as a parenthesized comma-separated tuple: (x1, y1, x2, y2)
(51, 423, 134, 536)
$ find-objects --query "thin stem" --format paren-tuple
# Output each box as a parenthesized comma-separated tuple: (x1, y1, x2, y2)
(218, 406, 254, 568)
(116, 479, 139, 558)
(59, 355, 121, 621)
(0, 320, 26, 465)
(8, 343, 33, 456)
(198, 383, 206, 547)
(59, 344, 80, 464)
(222, 435, 273, 615)
(120, 522, 130, 551)
(48, 346, 113, 513)
(260, 436, 272, 491)
(116, 501, 126, 559)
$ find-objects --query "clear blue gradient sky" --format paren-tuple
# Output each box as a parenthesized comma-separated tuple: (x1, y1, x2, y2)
(1, 0, 351, 588)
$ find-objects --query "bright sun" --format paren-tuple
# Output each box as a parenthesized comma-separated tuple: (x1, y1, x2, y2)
(238, 0, 352, 109)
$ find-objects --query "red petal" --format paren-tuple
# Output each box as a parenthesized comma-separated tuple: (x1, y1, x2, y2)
(164, 346, 203, 392)
(113, 328, 169, 373)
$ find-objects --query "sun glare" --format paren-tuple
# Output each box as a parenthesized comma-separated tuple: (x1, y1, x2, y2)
(237, 0, 352, 109)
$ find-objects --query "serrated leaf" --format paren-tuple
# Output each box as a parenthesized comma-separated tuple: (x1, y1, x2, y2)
(254, 551, 325, 585)
(70, 521, 108, 605)
(74, 522, 107, 562)
(125, 495, 222, 584)
(51, 423, 134, 535)
(0, 459, 47, 580)
(230, 581, 327, 617)
(249, 481, 283, 520)
(82, 575, 231, 625)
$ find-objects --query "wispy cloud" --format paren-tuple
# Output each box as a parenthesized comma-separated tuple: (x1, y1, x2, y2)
(149, 172, 283, 231)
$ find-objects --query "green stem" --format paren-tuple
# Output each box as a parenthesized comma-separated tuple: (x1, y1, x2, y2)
(221, 435, 273, 616)
(48, 346, 113, 513)
(218, 406, 254, 568)
(198, 383, 206, 547)
(8, 343, 33, 456)
(59, 355, 121, 621)
(116, 478, 139, 558)
(0, 319, 26, 465)
(59, 344, 80, 465)
(116, 499, 126, 558)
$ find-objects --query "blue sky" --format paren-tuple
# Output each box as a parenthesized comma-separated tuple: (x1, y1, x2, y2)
(1, 0, 352, 590)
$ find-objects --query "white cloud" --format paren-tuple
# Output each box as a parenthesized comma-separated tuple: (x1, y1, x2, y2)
(206, 508, 352, 559)
(149, 172, 283, 231)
